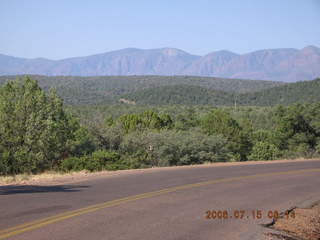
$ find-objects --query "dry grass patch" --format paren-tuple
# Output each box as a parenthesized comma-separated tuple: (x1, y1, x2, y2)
(0, 171, 80, 185)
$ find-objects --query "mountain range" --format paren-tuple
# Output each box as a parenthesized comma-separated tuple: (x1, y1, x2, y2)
(0, 46, 319, 82)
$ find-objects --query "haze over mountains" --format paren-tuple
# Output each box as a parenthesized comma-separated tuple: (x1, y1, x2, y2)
(0, 46, 319, 82)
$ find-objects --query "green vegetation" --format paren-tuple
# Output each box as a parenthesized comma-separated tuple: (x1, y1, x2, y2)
(117, 110, 173, 133)
(122, 85, 235, 105)
(124, 78, 320, 106)
(238, 78, 320, 106)
(1, 76, 319, 107)
(0, 77, 77, 174)
(0, 77, 320, 176)
(60, 151, 124, 172)
(0, 75, 283, 105)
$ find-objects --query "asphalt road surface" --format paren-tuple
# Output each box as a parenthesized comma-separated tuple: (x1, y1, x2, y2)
(1, 160, 320, 240)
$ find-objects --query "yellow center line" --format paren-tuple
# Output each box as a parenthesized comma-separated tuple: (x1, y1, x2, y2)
(0, 168, 319, 239)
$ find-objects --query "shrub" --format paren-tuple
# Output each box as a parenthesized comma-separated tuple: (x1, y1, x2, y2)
(91, 150, 124, 170)
(117, 110, 173, 133)
(250, 130, 276, 144)
(60, 157, 77, 171)
(201, 109, 251, 161)
(0, 151, 11, 175)
(60, 151, 123, 172)
(248, 142, 280, 161)
(68, 127, 96, 157)
(315, 140, 320, 156)
(120, 129, 232, 167)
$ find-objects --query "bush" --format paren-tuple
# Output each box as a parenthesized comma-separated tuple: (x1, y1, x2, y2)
(248, 142, 280, 161)
(60, 157, 85, 172)
(201, 109, 251, 161)
(91, 150, 125, 170)
(60, 150, 123, 172)
(316, 140, 320, 153)
(120, 129, 232, 167)
(117, 110, 173, 133)
(273, 104, 318, 152)
(250, 130, 276, 144)
(68, 127, 96, 157)
(0, 151, 11, 175)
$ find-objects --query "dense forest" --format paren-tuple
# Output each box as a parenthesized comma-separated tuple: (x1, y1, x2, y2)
(122, 85, 235, 105)
(0, 77, 319, 175)
(0, 75, 283, 105)
(238, 78, 320, 106)
(124, 78, 320, 106)
(1, 75, 319, 107)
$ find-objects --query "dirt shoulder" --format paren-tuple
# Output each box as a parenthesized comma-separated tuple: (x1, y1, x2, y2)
(265, 202, 320, 240)
(0, 158, 318, 186)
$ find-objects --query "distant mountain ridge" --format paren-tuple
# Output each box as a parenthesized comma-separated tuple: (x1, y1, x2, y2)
(1, 46, 319, 82)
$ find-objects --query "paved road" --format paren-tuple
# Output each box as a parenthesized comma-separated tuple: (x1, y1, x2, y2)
(1, 160, 320, 240)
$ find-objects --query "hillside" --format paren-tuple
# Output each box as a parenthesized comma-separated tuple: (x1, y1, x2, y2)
(122, 85, 235, 105)
(238, 78, 320, 106)
(0, 75, 283, 105)
(124, 78, 320, 106)
(1, 75, 319, 106)
(1, 46, 319, 82)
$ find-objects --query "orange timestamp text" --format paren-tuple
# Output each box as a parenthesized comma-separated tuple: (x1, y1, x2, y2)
(205, 210, 295, 220)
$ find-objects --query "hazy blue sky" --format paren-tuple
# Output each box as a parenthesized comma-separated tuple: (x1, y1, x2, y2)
(1, 0, 319, 59)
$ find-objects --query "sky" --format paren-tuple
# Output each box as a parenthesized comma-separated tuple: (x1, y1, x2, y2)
(0, 0, 319, 59)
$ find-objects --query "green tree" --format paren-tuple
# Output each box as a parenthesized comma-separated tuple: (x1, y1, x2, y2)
(0, 77, 77, 174)
(117, 110, 173, 133)
(68, 125, 96, 157)
(273, 104, 318, 157)
(201, 109, 251, 161)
